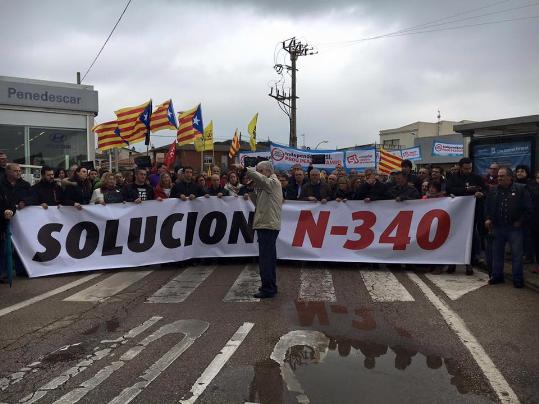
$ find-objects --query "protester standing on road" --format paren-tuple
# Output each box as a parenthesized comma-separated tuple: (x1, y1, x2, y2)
(528, 170, 539, 274)
(90, 172, 124, 204)
(171, 166, 204, 200)
(485, 167, 533, 288)
(0, 185, 15, 283)
(63, 167, 92, 209)
(123, 168, 155, 203)
(301, 168, 332, 203)
(245, 161, 283, 299)
(29, 166, 63, 208)
(446, 157, 486, 275)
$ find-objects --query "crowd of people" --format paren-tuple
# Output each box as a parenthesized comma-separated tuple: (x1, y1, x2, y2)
(1, 148, 538, 287)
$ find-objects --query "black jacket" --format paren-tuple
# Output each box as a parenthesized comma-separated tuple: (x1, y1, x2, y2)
(446, 172, 486, 196)
(0, 186, 16, 233)
(1, 178, 31, 206)
(206, 186, 229, 196)
(527, 181, 539, 225)
(29, 180, 63, 206)
(300, 181, 333, 201)
(354, 181, 387, 201)
(385, 184, 420, 200)
(63, 180, 92, 206)
(122, 183, 155, 202)
(170, 181, 204, 198)
(284, 182, 304, 200)
(485, 183, 533, 226)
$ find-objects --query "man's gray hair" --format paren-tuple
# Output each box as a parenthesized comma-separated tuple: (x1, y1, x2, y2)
(256, 160, 274, 174)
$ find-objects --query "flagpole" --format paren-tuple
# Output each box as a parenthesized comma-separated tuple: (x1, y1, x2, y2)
(108, 149, 112, 171)
(200, 149, 204, 173)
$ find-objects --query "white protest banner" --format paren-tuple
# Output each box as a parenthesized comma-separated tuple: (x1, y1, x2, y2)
(12, 197, 475, 277)
(239, 151, 271, 166)
(270, 142, 344, 172)
(344, 149, 376, 170)
(432, 141, 464, 157)
(401, 146, 422, 161)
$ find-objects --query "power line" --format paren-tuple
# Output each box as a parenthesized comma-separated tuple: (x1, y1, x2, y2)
(318, 0, 537, 47)
(81, 0, 132, 82)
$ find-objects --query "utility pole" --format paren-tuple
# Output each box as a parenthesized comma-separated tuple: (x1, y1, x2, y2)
(269, 37, 316, 148)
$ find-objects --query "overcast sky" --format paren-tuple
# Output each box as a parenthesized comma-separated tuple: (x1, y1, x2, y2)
(1, 0, 538, 151)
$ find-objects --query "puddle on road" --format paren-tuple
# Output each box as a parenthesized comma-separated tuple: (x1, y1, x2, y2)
(275, 338, 493, 404)
(41, 343, 88, 364)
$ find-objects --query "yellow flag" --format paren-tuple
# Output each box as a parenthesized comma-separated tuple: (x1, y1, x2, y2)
(248, 113, 258, 151)
(204, 121, 214, 151)
(194, 133, 204, 152)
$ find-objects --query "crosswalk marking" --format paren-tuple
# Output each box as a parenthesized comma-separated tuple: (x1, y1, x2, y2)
(180, 322, 255, 404)
(64, 270, 152, 302)
(425, 271, 489, 300)
(298, 268, 336, 302)
(108, 320, 209, 404)
(360, 270, 415, 302)
(147, 265, 216, 303)
(223, 264, 261, 302)
(19, 316, 163, 404)
(0, 274, 101, 318)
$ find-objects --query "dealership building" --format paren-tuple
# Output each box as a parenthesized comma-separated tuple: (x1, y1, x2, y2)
(0, 76, 98, 174)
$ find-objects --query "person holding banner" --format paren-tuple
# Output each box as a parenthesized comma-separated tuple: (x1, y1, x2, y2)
(301, 169, 332, 203)
(0, 186, 15, 283)
(244, 161, 283, 299)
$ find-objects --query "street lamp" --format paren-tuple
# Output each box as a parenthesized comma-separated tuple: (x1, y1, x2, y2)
(315, 140, 328, 149)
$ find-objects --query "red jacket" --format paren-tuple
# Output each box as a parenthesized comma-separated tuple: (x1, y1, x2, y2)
(154, 185, 171, 199)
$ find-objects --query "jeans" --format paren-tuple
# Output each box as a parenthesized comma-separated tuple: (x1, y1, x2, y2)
(491, 225, 524, 283)
(0, 233, 5, 279)
(257, 229, 279, 295)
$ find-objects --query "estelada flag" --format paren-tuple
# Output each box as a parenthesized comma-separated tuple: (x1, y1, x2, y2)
(150, 99, 178, 132)
(248, 113, 258, 152)
(229, 129, 240, 159)
(163, 140, 177, 168)
(93, 120, 126, 151)
(378, 147, 403, 174)
(177, 104, 203, 146)
(114, 100, 152, 145)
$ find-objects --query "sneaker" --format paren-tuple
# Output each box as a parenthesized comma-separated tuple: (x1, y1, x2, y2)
(488, 278, 504, 285)
(513, 282, 524, 288)
(446, 265, 456, 274)
(465, 267, 474, 276)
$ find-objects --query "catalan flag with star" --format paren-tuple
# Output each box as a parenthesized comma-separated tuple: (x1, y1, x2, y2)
(114, 100, 152, 145)
(177, 104, 203, 146)
(150, 99, 178, 132)
(93, 120, 127, 151)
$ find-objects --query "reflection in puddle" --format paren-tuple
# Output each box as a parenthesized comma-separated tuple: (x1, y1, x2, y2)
(285, 337, 492, 403)
(249, 332, 494, 404)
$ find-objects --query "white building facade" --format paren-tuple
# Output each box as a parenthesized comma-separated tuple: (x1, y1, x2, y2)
(0, 76, 98, 172)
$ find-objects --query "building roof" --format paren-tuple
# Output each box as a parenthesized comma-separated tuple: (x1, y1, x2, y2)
(380, 120, 472, 135)
(454, 114, 539, 137)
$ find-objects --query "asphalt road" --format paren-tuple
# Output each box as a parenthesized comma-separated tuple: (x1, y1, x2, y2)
(0, 260, 538, 404)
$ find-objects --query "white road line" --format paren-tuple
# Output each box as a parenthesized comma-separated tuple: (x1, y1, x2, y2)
(147, 265, 216, 303)
(53, 319, 206, 404)
(425, 271, 489, 300)
(180, 322, 255, 404)
(108, 320, 209, 404)
(0, 274, 101, 318)
(223, 264, 261, 302)
(19, 316, 162, 404)
(360, 270, 415, 302)
(298, 268, 336, 302)
(407, 273, 520, 404)
(64, 270, 152, 302)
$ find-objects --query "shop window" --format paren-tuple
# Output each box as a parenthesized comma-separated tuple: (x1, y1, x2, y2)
(0, 124, 25, 164)
(29, 127, 87, 169)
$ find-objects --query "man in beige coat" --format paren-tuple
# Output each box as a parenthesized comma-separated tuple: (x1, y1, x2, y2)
(245, 161, 283, 298)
